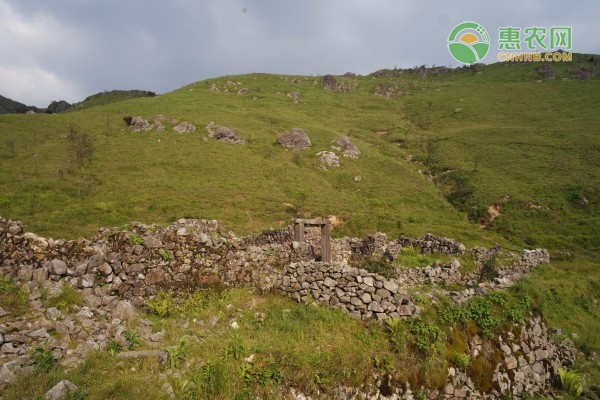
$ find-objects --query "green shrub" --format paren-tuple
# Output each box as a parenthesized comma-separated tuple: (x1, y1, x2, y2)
(124, 330, 141, 350)
(479, 255, 499, 282)
(195, 360, 226, 397)
(361, 256, 397, 279)
(30, 340, 56, 372)
(386, 318, 404, 351)
(159, 250, 170, 261)
(223, 334, 245, 360)
(107, 339, 123, 355)
(145, 289, 218, 318)
(166, 336, 189, 369)
(452, 353, 469, 370)
(406, 318, 441, 354)
(130, 235, 144, 246)
(558, 368, 583, 396)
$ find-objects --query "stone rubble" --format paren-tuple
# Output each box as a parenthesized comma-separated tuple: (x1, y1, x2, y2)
(0, 217, 572, 396)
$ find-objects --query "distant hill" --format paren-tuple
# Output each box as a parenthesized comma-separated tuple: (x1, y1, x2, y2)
(66, 89, 157, 112)
(0, 94, 40, 114)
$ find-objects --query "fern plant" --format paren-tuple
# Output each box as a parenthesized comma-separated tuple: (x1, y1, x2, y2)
(558, 368, 583, 396)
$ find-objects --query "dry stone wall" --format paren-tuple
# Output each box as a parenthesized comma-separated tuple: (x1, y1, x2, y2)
(0, 217, 576, 398)
(272, 262, 418, 321)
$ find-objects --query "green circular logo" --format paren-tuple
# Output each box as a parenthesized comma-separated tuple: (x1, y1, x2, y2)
(448, 22, 490, 64)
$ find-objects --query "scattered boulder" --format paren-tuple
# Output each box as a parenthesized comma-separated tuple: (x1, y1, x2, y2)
(43, 380, 79, 400)
(209, 84, 220, 92)
(46, 259, 67, 275)
(0, 364, 15, 384)
(343, 72, 356, 77)
(46, 100, 71, 114)
(317, 151, 340, 167)
(172, 122, 196, 133)
(205, 122, 245, 144)
(333, 137, 360, 159)
(129, 116, 153, 132)
(287, 92, 300, 104)
(571, 65, 596, 80)
(237, 88, 249, 95)
(276, 128, 311, 150)
(537, 65, 555, 80)
(112, 300, 138, 321)
(322, 75, 338, 91)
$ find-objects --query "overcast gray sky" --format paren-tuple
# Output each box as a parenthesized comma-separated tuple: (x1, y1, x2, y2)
(1, 0, 598, 107)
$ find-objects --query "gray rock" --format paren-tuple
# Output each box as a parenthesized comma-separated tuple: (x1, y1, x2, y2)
(143, 236, 162, 249)
(383, 280, 399, 293)
(205, 122, 245, 144)
(276, 128, 312, 151)
(98, 263, 112, 276)
(334, 137, 361, 159)
(32, 267, 49, 283)
(323, 277, 337, 288)
(129, 116, 153, 132)
(18, 265, 33, 282)
(162, 382, 175, 399)
(112, 300, 137, 321)
(316, 151, 340, 167)
(322, 75, 338, 91)
(46, 307, 62, 320)
(173, 122, 196, 133)
(0, 364, 16, 384)
(43, 380, 79, 400)
(47, 259, 67, 275)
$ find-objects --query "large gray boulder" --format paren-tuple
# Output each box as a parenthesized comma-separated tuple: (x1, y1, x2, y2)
(172, 122, 196, 133)
(276, 128, 311, 151)
(129, 116, 153, 132)
(46, 259, 67, 275)
(322, 75, 338, 91)
(205, 122, 245, 144)
(334, 136, 361, 159)
(317, 151, 339, 167)
(43, 380, 79, 400)
(112, 300, 138, 321)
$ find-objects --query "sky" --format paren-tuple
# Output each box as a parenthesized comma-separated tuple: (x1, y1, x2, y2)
(0, 0, 598, 107)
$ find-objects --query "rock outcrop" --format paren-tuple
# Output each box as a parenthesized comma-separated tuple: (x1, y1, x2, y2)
(276, 128, 312, 150)
(205, 122, 245, 144)
(333, 136, 360, 159)
(129, 116, 153, 132)
(316, 151, 339, 167)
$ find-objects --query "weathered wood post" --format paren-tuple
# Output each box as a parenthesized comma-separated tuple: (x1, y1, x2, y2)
(292, 218, 331, 263)
(293, 219, 304, 242)
(320, 221, 331, 263)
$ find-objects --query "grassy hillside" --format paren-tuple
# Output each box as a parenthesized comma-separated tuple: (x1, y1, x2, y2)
(0, 53, 599, 396)
(67, 90, 157, 113)
(0, 55, 598, 255)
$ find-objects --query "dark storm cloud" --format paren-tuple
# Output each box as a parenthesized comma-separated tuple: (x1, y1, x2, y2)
(1, 0, 598, 106)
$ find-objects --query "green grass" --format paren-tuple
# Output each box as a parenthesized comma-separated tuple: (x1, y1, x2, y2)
(46, 283, 84, 311)
(1, 54, 599, 393)
(67, 90, 156, 113)
(0, 276, 29, 314)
